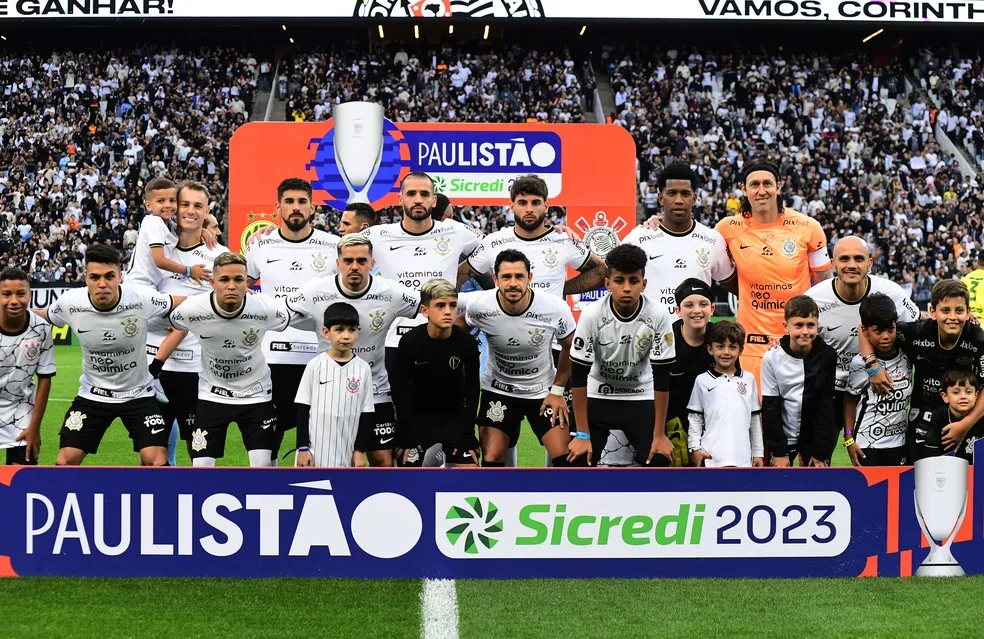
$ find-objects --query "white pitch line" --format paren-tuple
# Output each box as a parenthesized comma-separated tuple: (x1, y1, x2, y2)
(421, 578, 459, 639)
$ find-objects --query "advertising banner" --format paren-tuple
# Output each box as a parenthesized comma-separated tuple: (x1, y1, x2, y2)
(0, 446, 981, 579)
(1, 0, 979, 23)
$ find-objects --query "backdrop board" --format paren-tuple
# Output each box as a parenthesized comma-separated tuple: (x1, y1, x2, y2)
(0, 443, 981, 579)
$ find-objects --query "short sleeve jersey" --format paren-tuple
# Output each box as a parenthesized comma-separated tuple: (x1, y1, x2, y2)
(622, 221, 735, 312)
(125, 214, 177, 289)
(962, 269, 984, 317)
(715, 209, 830, 359)
(244, 228, 340, 366)
(465, 289, 575, 399)
(0, 312, 56, 444)
(570, 293, 676, 400)
(466, 227, 590, 298)
(48, 286, 173, 403)
(170, 292, 290, 404)
(845, 350, 912, 450)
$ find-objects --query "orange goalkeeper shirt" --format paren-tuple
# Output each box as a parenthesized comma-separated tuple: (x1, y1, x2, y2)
(715, 209, 831, 360)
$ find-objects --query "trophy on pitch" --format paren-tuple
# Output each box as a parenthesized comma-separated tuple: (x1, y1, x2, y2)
(913, 456, 969, 577)
(332, 101, 385, 204)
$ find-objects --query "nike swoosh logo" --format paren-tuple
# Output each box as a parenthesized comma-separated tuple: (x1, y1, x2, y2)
(151, 428, 165, 434)
(739, 245, 752, 249)
(266, 258, 284, 263)
(648, 254, 663, 259)
(380, 437, 394, 445)
(389, 246, 406, 251)
(319, 380, 332, 385)
(199, 335, 216, 340)
(669, 371, 687, 377)
(415, 361, 428, 365)
(77, 329, 95, 334)
(598, 341, 614, 346)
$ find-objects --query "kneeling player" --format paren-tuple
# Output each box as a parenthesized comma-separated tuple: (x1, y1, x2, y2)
(567, 245, 676, 467)
(163, 252, 290, 467)
(459, 249, 576, 467)
(392, 279, 480, 467)
(295, 303, 375, 468)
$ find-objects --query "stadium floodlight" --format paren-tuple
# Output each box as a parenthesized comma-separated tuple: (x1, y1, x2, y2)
(378, 24, 384, 38)
(281, 24, 286, 30)
(414, 24, 419, 39)
(862, 29, 883, 43)
(483, 24, 489, 39)
(449, 24, 454, 34)
(579, 26, 586, 36)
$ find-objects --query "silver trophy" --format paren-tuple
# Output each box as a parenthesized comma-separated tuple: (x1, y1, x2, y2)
(332, 101, 385, 204)
(913, 456, 969, 577)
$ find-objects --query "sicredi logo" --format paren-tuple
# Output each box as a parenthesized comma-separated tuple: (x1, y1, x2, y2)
(306, 121, 563, 206)
(436, 492, 851, 559)
(23, 481, 423, 560)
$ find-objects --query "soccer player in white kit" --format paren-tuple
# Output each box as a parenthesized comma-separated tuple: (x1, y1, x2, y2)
(245, 178, 340, 464)
(162, 253, 290, 467)
(39, 244, 181, 466)
(459, 249, 577, 466)
(0, 268, 55, 464)
(286, 234, 420, 467)
(145, 182, 228, 463)
(567, 244, 677, 467)
(295, 302, 374, 468)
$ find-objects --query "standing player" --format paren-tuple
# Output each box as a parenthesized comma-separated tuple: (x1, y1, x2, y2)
(294, 302, 375, 468)
(459, 249, 577, 467)
(145, 182, 228, 464)
(963, 251, 984, 318)
(162, 252, 290, 467)
(567, 245, 676, 467)
(715, 159, 831, 386)
(287, 234, 420, 467)
(0, 268, 55, 464)
(245, 178, 340, 464)
(805, 236, 921, 440)
(628, 163, 736, 311)
(38, 245, 180, 466)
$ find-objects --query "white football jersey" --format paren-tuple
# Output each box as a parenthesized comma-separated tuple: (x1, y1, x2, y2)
(146, 241, 229, 373)
(170, 292, 290, 404)
(466, 227, 590, 297)
(806, 275, 921, 390)
(48, 286, 173, 403)
(245, 229, 340, 366)
(125, 214, 177, 289)
(465, 290, 575, 399)
(622, 221, 734, 311)
(845, 350, 912, 450)
(365, 219, 482, 348)
(570, 293, 676, 400)
(287, 275, 420, 401)
(0, 312, 56, 446)
(295, 353, 375, 467)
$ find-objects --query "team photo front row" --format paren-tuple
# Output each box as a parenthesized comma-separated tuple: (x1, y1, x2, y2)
(1, 240, 982, 469)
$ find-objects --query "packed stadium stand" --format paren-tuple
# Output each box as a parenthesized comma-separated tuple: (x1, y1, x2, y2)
(1, 27, 981, 294)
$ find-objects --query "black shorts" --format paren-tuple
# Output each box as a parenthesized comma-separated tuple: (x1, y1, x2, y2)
(191, 400, 277, 459)
(476, 389, 556, 447)
(59, 396, 169, 454)
(397, 437, 479, 467)
(270, 364, 306, 432)
(858, 446, 907, 466)
(587, 397, 669, 467)
(355, 401, 397, 452)
(159, 371, 199, 440)
(5, 446, 37, 466)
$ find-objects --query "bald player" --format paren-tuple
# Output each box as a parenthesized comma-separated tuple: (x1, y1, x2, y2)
(715, 159, 832, 386)
(806, 235, 922, 438)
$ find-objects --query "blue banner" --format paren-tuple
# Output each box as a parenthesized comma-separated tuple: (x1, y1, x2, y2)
(0, 449, 980, 579)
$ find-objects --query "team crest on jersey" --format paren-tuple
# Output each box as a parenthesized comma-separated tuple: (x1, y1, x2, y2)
(486, 400, 506, 423)
(541, 248, 559, 269)
(434, 236, 451, 257)
(310, 252, 330, 274)
(369, 310, 386, 334)
(191, 428, 208, 452)
(664, 332, 674, 347)
(737, 380, 747, 396)
(121, 317, 139, 339)
(635, 331, 653, 354)
(528, 328, 546, 347)
(695, 247, 711, 269)
(22, 341, 39, 363)
(780, 236, 797, 258)
(242, 328, 260, 347)
(346, 376, 361, 394)
(65, 411, 86, 431)
(449, 356, 461, 370)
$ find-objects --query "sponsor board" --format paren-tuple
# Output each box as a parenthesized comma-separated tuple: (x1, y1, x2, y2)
(2, 0, 980, 23)
(0, 445, 982, 579)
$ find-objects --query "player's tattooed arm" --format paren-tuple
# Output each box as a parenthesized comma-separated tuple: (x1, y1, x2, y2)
(563, 253, 607, 296)
(814, 267, 833, 282)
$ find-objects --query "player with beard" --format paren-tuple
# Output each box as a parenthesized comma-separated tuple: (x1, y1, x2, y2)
(287, 234, 420, 467)
(245, 178, 340, 464)
(145, 182, 229, 464)
(805, 236, 921, 441)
